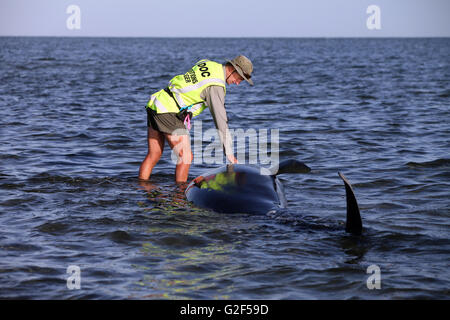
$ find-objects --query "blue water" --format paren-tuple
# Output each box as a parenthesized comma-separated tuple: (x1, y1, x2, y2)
(0, 37, 449, 299)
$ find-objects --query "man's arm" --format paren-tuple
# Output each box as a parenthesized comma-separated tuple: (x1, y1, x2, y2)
(201, 86, 237, 163)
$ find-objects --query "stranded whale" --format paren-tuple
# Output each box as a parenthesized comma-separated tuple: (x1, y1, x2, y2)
(185, 160, 363, 235)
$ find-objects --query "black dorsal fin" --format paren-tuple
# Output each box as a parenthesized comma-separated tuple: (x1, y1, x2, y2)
(339, 172, 363, 235)
(270, 159, 311, 175)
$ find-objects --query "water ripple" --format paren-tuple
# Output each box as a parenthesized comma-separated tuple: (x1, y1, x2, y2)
(0, 37, 449, 299)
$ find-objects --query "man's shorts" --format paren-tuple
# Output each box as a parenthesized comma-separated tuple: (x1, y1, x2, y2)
(146, 108, 189, 135)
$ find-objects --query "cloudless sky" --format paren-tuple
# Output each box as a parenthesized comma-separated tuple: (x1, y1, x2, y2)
(0, 0, 449, 37)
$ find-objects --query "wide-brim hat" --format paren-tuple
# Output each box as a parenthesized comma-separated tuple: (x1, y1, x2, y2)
(226, 55, 254, 86)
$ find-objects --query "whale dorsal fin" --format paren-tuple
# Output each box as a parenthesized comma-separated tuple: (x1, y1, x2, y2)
(338, 172, 363, 235)
(270, 159, 311, 175)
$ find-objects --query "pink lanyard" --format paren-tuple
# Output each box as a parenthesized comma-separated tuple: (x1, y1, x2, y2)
(184, 114, 191, 130)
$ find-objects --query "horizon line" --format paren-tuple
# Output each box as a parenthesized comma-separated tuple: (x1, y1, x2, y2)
(1, 35, 449, 39)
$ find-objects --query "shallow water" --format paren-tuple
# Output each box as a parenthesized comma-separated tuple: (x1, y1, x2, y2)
(0, 37, 449, 299)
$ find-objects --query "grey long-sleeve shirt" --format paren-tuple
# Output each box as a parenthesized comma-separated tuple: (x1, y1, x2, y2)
(200, 85, 234, 160)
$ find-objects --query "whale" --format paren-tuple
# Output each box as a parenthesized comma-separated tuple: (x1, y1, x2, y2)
(185, 160, 363, 235)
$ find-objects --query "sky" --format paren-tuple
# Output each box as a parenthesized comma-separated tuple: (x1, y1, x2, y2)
(0, 0, 449, 37)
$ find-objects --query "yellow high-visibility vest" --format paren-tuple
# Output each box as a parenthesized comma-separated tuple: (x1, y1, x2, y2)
(146, 60, 226, 117)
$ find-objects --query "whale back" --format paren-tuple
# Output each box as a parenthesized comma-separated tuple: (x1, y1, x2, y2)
(185, 164, 364, 235)
(185, 164, 282, 214)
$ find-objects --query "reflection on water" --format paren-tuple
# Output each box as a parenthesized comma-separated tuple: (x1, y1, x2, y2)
(133, 182, 239, 299)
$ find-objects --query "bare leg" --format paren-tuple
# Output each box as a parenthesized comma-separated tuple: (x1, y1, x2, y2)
(138, 127, 165, 180)
(165, 133, 193, 183)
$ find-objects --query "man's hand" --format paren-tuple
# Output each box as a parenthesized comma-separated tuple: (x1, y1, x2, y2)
(227, 155, 238, 164)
